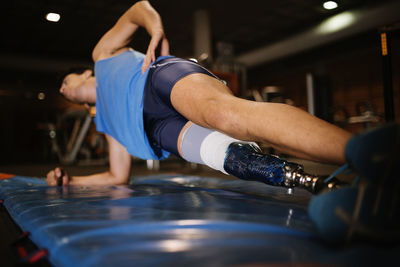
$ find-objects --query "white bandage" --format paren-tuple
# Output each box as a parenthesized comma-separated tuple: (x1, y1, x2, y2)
(181, 124, 260, 175)
(199, 131, 240, 174)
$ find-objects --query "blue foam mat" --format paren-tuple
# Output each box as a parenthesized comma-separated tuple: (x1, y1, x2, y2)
(0, 175, 398, 266)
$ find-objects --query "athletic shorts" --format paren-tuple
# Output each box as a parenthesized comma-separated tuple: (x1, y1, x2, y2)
(143, 57, 216, 157)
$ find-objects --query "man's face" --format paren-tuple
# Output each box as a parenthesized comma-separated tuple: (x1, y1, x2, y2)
(59, 72, 88, 103)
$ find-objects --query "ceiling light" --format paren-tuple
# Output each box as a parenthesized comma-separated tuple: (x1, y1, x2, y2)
(37, 92, 46, 100)
(323, 1, 338, 10)
(46, 12, 60, 22)
(317, 11, 355, 33)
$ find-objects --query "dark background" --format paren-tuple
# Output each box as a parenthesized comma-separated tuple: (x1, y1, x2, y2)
(1, 0, 399, 164)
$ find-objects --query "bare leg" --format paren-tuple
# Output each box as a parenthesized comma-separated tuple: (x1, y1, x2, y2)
(171, 73, 351, 165)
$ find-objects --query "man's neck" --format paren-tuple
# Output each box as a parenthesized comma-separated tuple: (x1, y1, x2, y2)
(83, 77, 97, 104)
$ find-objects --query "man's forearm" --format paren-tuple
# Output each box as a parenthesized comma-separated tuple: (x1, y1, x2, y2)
(69, 171, 129, 186)
(92, 1, 167, 62)
(125, 1, 164, 36)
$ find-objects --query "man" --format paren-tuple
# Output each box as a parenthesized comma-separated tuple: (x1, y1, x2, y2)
(47, 1, 398, 194)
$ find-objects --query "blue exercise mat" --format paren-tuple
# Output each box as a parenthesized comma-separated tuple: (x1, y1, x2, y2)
(0, 175, 398, 266)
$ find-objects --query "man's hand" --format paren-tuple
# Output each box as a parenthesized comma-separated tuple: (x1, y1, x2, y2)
(142, 30, 170, 73)
(46, 167, 70, 186)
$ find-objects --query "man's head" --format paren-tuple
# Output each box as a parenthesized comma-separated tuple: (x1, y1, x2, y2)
(59, 68, 95, 104)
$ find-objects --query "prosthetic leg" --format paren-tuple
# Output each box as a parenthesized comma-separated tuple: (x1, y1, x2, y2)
(223, 142, 345, 194)
(180, 124, 345, 194)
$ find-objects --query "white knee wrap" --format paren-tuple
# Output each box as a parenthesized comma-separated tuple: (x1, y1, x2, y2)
(180, 123, 259, 175)
(199, 131, 239, 174)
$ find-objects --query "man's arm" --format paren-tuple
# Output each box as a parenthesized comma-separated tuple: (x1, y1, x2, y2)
(92, 0, 169, 72)
(46, 134, 131, 186)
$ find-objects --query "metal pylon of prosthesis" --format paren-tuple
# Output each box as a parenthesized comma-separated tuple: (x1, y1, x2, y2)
(282, 163, 345, 194)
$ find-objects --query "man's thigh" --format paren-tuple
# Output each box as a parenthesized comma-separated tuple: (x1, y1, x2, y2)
(170, 73, 236, 128)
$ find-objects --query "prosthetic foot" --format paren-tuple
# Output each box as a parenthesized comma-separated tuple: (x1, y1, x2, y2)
(309, 179, 400, 243)
(223, 142, 346, 194)
(309, 123, 400, 243)
(345, 123, 400, 183)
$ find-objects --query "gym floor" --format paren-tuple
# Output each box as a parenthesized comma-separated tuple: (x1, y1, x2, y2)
(0, 157, 352, 267)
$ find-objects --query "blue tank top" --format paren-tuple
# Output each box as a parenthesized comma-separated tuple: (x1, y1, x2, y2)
(94, 49, 170, 160)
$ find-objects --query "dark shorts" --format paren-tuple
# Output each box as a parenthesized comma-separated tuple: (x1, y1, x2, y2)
(143, 57, 216, 157)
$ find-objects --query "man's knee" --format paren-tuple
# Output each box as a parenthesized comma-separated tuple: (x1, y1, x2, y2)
(201, 98, 251, 140)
